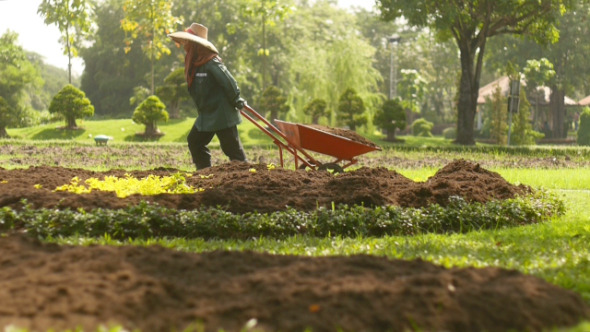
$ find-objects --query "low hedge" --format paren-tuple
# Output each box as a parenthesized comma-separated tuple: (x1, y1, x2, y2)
(0, 192, 564, 240)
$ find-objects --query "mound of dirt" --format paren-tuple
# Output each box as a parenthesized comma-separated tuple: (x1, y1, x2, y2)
(0, 159, 530, 213)
(0, 234, 587, 332)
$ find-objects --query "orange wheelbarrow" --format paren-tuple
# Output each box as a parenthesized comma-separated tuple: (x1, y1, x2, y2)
(240, 104, 381, 172)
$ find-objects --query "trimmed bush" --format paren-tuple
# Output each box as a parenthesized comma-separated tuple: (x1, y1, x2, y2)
(442, 127, 457, 140)
(411, 118, 434, 137)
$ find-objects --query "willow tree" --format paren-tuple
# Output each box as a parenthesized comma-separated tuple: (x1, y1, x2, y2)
(377, 0, 576, 145)
(38, 0, 93, 84)
(121, 0, 181, 94)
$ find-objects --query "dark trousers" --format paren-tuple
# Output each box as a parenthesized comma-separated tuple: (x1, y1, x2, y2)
(187, 125, 247, 170)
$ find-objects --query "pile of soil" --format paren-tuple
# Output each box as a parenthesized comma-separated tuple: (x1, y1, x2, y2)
(0, 159, 530, 213)
(0, 234, 588, 332)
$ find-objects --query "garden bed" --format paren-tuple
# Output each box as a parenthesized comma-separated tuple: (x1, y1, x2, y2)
(0, 159, 588, 331)
(0, 159, 529, 213)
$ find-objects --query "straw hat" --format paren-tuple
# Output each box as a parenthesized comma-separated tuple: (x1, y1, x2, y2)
(168, 23, 219, 53)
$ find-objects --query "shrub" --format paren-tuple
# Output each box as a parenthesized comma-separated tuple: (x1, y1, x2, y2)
(442, 127, 457, 140)
(132, 95, 169, 137)
(48, 84, 95, 130)
(411, 118, 434, 137)
(374, 98, 406, 141)
(577, 107, 590, 146)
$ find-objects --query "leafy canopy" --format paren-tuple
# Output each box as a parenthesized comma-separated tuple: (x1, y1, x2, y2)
(49, 84, 95, 129)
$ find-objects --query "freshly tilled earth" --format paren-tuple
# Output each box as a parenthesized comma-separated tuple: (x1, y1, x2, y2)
(0, 159, 588, 331)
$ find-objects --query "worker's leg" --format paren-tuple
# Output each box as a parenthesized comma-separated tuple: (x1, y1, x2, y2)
(216, 126, 247, 162)
(187, 126, 215, 170)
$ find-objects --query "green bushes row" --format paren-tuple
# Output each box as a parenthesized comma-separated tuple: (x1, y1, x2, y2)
(0, 192, 564, 240)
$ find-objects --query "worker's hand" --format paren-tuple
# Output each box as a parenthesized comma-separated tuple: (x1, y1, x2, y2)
(235, 98, 246, 110)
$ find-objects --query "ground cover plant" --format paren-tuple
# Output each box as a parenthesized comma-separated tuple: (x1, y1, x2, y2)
(0, 140, 589, 331)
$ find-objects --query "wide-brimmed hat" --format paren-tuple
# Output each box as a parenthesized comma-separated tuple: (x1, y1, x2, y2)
(168, 23, 218, 53)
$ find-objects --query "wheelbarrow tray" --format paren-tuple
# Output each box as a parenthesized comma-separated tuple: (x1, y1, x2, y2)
(274, 120, 380, 161)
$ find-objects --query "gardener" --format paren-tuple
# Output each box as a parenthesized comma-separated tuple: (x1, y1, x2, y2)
(168, 23, 247, 170)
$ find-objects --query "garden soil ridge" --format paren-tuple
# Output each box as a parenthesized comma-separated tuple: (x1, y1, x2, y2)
(0, 159, 531, 213)
(0, 234, 588, 332)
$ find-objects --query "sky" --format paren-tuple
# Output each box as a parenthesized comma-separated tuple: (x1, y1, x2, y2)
(0, 0, 374, 76)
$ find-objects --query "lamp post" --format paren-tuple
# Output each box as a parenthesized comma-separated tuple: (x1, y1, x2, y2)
(388, 35, 401, 100)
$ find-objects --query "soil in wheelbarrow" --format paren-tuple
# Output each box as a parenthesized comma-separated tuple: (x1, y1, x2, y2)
(0, 159, 531, 213)
(1, 233, 589, 332)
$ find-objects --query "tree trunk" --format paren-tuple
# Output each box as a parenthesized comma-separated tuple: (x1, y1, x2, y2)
(67, 117, 78, 130)
(0, 126, 8, 138)
(454, 44, 481, 146)
(386, 129, 396, 141)
(550, 87, 566, 138)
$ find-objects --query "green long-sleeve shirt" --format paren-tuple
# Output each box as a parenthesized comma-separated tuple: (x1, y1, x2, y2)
(188, 57, 242, 132)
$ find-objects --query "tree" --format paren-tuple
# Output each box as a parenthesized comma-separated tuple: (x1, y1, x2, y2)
(49, 84, 94, 129)
(488, 87, 508, 145)
(80, 0, 151, 117)
(241, 0, 291, 91)
(0, 31, 43, 137)
(523, 58, 555, 130)
(397, 68, 427, 125)
(38, 0, 93, 84)
(374, 98, 406, 141)
(121, 0, 181, 94)
(259, 86, 290, 123)
(132, 95, 169, 137)
(303, 99, 328, 124)
(337, 88, 367, 131)
(510, 90, 544, 145)
(578, 107, 590, 146)
(377, 0, 576, 145)
(156, 67, 190, 119)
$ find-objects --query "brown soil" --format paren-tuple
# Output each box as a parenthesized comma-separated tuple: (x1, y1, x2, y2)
(0, 234, 588, 332)
(0, 159, 530, 213)
(307, 124, 380, 148)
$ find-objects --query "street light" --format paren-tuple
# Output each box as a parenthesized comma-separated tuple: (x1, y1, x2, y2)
(388, 34, 401, 100)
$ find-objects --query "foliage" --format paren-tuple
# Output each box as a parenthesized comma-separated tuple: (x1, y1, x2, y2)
(303, 99, 328, 125)
(0, 31, 43, 137)
(411, 118, 433, 137)
(442, 127, 456, 140)
(258, 85, 290, 123)
(397, 69, 427, 114)
(240, 0, 292, 90)
(377, 0, 577, 145)
(509, 90, 544, 145)
(130, 86, 151, 108)
(80, 0, 150, 117)
(485, 86, 508, 145)
(55, 173, 202, 197)
(48, 84, 95, 129)
(156, 67, 190, 119)
(374, 98, 406, 141)
(578, 107, 590, 146)
(0, 192, 564, 240)
(37, 0, 94, 84)
(337, 88, 367, 131)
(132, 95, 169, 137)
(121, 0, 181, 94)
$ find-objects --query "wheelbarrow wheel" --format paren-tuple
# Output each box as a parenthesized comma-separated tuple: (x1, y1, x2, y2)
(318, 163, 344, 174)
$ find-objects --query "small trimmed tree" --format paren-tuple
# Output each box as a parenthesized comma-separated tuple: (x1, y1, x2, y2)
(577, 107, 590, 146)
(509, 91, 544, 145)
(411, 118, 434, 137)
(132, 95, 169, 137)
(337, 88, 367, 131)
(303, 98, 328, 124)
(156, 68, 189, 119)
(48, 84, 94, 129)
(374, 98, 406, 142)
